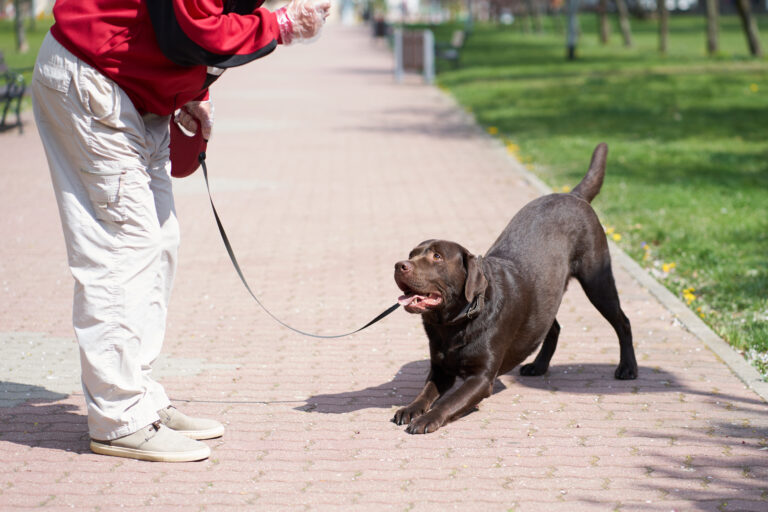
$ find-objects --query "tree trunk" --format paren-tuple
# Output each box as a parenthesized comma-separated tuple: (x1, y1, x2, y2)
(14, 0, 29, 53)
(525, 0, 543, 34)
(705, 0, 719, 55)
(734, 0, 763, 57)
(566, 0, 580, 60)
(598, 0, 610, 44)
(657, 0, 668, 55)
(615, 0, 633, 47)
(466, 0, 474, 33)
(520, 1, 532, 34)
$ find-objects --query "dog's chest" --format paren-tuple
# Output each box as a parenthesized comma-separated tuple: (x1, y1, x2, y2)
(430, 335, 480, 378)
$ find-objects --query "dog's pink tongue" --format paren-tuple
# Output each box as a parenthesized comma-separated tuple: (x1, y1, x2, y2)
(398, 293, 420, 306)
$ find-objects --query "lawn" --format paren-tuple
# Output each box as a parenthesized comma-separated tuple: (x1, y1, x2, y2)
(0, 16, 54, 108)
(429, 14, 768, 376)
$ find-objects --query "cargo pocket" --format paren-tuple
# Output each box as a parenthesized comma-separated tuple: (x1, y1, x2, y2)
(80, 170, 127, 224)
(78, 66, 120, 126)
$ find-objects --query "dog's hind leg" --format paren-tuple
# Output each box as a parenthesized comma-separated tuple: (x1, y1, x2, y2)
(578, 265, 638, 380)
(519, 319, 560, 376)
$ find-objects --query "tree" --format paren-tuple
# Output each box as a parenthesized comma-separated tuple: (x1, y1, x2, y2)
(598, 0, 610, 44)
(657, 0, 668, 54)
(734, 0, 763, 57)
(566, 0, 580, 60)
(705, 0, 718, 55)
(14, 0, 29, 54)
(615, 0, 633, 47)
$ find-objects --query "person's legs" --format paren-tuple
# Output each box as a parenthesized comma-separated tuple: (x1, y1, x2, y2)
(31, 34, 216, 457)
(33, 33, 161, 439)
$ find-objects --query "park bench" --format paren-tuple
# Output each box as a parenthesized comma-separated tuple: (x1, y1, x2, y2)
(0, 51, 26, 133)
(434, 30, 467, 68)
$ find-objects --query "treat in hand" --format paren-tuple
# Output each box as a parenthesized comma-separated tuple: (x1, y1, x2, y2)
(276, 0, 331, 45)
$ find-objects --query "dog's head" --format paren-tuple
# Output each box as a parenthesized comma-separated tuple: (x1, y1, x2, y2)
(394, 240, 488, 316)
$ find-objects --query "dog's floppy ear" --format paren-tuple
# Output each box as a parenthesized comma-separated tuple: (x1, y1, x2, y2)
(464, 254, 488, 303)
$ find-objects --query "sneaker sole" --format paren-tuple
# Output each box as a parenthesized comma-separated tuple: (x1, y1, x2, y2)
(173, 424, 225, 440)
(90, 440, 210, 462)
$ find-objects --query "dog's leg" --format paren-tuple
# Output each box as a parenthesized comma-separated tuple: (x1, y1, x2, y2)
(519, 319, 560, 376)
(392, 367, 455, 426)
(578, 266, 638, 380)
(404, 375, 494, 434)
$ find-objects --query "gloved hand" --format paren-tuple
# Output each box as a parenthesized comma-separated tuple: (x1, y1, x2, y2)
(276, 0, 331, 45)
(175, 99, 214, 140)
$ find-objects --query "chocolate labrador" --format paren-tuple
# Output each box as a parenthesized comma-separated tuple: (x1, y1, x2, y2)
(392, 143, 637, 434)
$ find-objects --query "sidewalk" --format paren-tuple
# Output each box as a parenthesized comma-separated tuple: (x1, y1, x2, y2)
(1, 24, 766, 511)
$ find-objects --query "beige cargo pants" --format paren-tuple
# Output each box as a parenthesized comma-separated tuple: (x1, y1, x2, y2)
(32, 33, 177, 441)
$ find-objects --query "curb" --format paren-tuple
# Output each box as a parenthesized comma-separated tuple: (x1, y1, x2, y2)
(434, 86, 768, 404)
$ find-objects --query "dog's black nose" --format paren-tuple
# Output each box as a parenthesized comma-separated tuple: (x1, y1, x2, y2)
(395, 260, 413, 273)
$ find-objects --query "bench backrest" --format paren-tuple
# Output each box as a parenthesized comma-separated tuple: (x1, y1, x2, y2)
(451, 30, 465, 48)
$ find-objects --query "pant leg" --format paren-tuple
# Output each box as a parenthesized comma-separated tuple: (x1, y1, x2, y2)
(32, 33, 178, 441)
(139, 113, 179, 412)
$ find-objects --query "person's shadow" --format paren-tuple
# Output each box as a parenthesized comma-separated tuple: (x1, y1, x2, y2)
(0, 382, 90, 454)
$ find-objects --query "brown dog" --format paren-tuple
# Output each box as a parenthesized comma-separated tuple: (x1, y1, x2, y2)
(392, 143, 637, 434)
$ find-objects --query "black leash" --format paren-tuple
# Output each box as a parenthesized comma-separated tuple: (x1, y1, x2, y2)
(197, 151, 400, 338)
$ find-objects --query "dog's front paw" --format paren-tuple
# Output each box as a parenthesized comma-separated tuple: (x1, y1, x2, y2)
(392, 404, 427, 425)
(405, 411, 445, 434)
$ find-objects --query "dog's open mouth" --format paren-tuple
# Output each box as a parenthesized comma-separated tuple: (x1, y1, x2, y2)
(397, 290, 443, 313)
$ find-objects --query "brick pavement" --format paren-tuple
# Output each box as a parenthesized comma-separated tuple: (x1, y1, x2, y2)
(1, 24, 766, 512)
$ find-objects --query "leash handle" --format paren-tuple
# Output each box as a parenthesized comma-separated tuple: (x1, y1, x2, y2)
(198, 152, 400, 339)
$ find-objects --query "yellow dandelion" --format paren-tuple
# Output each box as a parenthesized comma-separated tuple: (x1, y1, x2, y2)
(561, 185, 572, 193)
(749, 83, 759, 93)
(506, 142, 520, 155)
(662, 263, 671, 273)
(487, 126, 499, 135)
(612, 233, 622, 242)
(605, 227, 615, 235)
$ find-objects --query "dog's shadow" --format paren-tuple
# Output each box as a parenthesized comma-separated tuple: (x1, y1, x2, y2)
(295, 361, 765, 415)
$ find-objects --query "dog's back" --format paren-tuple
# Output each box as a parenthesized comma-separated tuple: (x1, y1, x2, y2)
(487, 143, 609, 272)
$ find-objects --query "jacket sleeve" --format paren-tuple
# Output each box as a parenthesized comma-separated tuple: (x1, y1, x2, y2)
(147, 0, 281, 68)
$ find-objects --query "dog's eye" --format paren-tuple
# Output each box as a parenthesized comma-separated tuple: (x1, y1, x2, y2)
(432, 252, 442, 261)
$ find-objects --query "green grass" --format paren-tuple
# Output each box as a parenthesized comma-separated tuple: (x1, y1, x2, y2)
(0, 16, 54, 108)
(430, 15, 768, 376)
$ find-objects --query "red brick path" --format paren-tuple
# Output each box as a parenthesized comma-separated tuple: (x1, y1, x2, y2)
(1, 24, 766, 512)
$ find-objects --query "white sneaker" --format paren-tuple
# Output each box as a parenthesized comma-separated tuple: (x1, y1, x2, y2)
(157, 406, 225, 440)
(90, 421, 210, 462)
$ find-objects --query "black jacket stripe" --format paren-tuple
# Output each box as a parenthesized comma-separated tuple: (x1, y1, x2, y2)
(146, 0, 277, 68)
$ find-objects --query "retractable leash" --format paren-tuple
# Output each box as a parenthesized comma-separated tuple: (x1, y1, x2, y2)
(170, 120, 400, 339)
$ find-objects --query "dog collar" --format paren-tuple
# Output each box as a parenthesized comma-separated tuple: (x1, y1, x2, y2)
(444, 293, 485, 325)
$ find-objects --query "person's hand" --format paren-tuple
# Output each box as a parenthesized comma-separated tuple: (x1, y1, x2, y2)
(175, 99, 214, 140)
(276, 0, 331, 45)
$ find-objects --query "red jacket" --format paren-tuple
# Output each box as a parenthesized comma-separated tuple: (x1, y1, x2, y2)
(51, 0, 281, 115)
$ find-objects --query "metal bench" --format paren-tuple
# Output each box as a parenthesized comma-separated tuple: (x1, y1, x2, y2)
(435, 30, 467, 68)
(0, 51, 26, 133)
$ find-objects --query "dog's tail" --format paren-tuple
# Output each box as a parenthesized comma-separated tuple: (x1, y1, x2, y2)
(570, 143, 607, 204)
